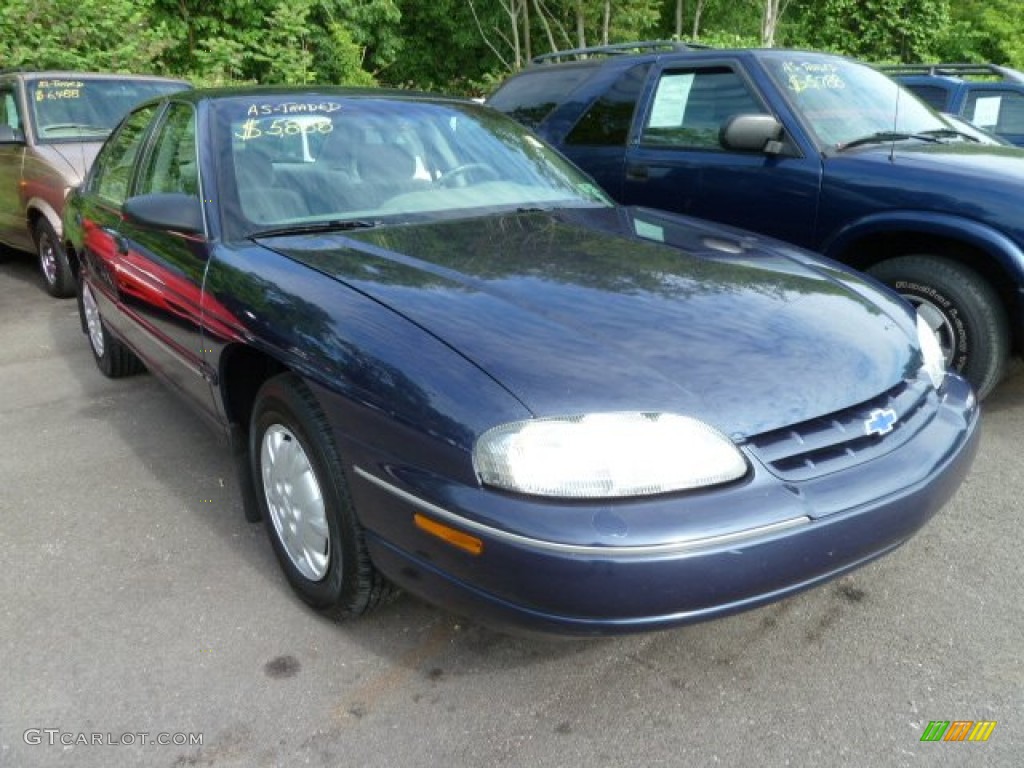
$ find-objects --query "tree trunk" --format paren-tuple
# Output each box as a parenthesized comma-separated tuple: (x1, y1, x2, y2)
(675, 0, 683, 38)
(602, 0, 610, 45)
(522, 0, 531, 62)
(693, 0, 706, 41)
(576, 0, 586, 49)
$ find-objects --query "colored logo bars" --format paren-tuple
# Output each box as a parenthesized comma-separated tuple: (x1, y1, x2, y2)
(920, 720, 997, 742)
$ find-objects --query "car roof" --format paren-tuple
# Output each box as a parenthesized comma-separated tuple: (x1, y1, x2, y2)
(0, 69, 189, 84)
(517, 43, 852, 72)
(148, 84, 470, 106)
(879, 62, 1024, 84)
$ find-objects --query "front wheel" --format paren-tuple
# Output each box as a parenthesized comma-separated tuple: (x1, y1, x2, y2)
(868, 255, 1009, 399)
(35, 219, 75, 298)
(250, 373, 393, 619)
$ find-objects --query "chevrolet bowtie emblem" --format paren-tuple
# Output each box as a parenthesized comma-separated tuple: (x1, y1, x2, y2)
(864, 407, 898, 437)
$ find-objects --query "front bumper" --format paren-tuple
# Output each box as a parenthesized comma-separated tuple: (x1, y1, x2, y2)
(346, 375, 980, 635)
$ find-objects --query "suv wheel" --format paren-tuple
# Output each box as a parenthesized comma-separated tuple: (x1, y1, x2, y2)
(868, 255, 1009, 399)
(35, 219, 75, 298)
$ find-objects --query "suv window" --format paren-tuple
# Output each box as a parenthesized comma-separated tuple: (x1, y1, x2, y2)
(487, 67, 593, 129)
(90, 105, 159, 205)
(640, 67, 765, 149)
(905, 84, 949, 111)
(138, 103, 198, 196)
(566, 63, 650, 146)
(0, 88, 22, 133)
(26, 78, 185, 143)
(964, 89, 1024, 133)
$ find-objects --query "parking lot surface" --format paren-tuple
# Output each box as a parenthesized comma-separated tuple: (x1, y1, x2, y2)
(1, 254, 1021, 767)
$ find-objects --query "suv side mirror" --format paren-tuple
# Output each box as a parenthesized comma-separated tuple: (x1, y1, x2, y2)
(720, 114, 786, 154)
(0, 125, 25, 143)
(123, 193, 205, 236)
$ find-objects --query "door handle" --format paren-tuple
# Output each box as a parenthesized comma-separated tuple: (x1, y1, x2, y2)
(626, 163, 649, 181)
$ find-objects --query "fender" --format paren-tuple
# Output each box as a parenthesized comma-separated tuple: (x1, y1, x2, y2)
(25, 196, 64, 238)
(822, 210, 1024, 287)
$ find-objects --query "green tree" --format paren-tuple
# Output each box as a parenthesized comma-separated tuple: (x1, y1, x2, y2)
(786, 0, 951, 62)
(0, 0, 171, 72)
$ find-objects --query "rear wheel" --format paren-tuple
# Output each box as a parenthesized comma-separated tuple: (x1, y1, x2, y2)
(250, 373, 393, 619)
(36, 219, 75, 298)
(79, 280, 145, 378)
(868, 255, 1009, 399)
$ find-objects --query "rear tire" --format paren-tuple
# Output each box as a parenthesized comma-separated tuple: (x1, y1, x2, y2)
(868, 255, 1009, 399)
(79, 280, 145, 378)
(250, 373, 394, 619)
(36, 219, 75, 298)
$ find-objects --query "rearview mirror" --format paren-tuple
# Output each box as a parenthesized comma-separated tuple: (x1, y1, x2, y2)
(123, 193, 205, 236)
(720, 114, 786, 154)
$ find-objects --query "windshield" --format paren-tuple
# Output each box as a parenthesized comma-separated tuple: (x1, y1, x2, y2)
(212, 95, 612, 240)
(760, 54, 948, 149)
(27, 77, 188, 143)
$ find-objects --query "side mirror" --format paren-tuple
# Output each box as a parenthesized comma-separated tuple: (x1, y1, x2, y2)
(123, 193, 205, 235)
(0, 125, 25, 143)
(720, 114, 786, 154)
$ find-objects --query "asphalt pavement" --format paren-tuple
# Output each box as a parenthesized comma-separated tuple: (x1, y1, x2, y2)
(1, 251, 1021, 767)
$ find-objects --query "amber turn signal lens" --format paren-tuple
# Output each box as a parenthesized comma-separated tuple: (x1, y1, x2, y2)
(413, 513, 484, 555)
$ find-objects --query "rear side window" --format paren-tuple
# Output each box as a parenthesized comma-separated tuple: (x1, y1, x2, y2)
(488, 67, 593, 129)
(89, 106, 158, 205)
(640, 67, 765, 150)
(904, 84, 949, 111)
(566, 63, 650, 146)
(964, 89, 1024, 133)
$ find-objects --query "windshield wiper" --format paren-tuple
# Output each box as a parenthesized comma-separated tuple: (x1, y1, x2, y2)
(920, 128, 980, 143)
(838, 131, 943, 151)
(252, 219, 383, 238)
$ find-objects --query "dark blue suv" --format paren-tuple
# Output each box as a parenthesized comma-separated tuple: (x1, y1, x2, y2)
(489, 43, 1024, 398)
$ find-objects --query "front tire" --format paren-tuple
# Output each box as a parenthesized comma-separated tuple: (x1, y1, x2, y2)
(250, 373, 393, 619)
(35, 219, 75, 298)
(868, 255, 1009, 399)
(79, 280, 144, 378)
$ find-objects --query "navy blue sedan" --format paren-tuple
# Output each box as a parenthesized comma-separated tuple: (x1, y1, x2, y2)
(63, 87, 979, 634)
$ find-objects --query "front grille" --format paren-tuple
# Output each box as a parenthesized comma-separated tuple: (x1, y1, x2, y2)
(746, 378, 936, 481)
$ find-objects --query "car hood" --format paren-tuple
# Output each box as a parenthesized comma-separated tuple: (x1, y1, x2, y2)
(35, 141, 103, 185)
(262, 207, 919, 438)
(884, 140, 1024, 183)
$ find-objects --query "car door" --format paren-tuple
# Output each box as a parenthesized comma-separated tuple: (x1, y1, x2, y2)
(79, 100, 218, 419)
(0, 83, 31, 251)
(622, 61, 822, 248)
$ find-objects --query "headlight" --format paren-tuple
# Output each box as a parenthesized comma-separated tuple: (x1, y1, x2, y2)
(916, 312, 947, 389)
(473, 412, 748, 499)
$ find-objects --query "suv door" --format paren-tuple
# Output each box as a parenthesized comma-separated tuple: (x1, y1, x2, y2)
(623, 61, 822, 247)
(0, 82, 30, 251)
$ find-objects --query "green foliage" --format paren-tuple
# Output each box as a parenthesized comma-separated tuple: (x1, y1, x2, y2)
(0, 0, 172, 72)
(933, 0, 1024, 70)
(785, 0, 951, 62)
(3, 0, 1024, 92)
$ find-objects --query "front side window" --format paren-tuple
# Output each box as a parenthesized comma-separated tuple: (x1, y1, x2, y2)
(26, 77, 187, 143)
(639, 67, 766, 150)
(89, 105, 159, 206)
(0, 88, 22, 133)
(137, 103, 199, 196)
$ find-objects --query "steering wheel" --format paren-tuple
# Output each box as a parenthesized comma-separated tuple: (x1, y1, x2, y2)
(436, 163, 499, 187)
